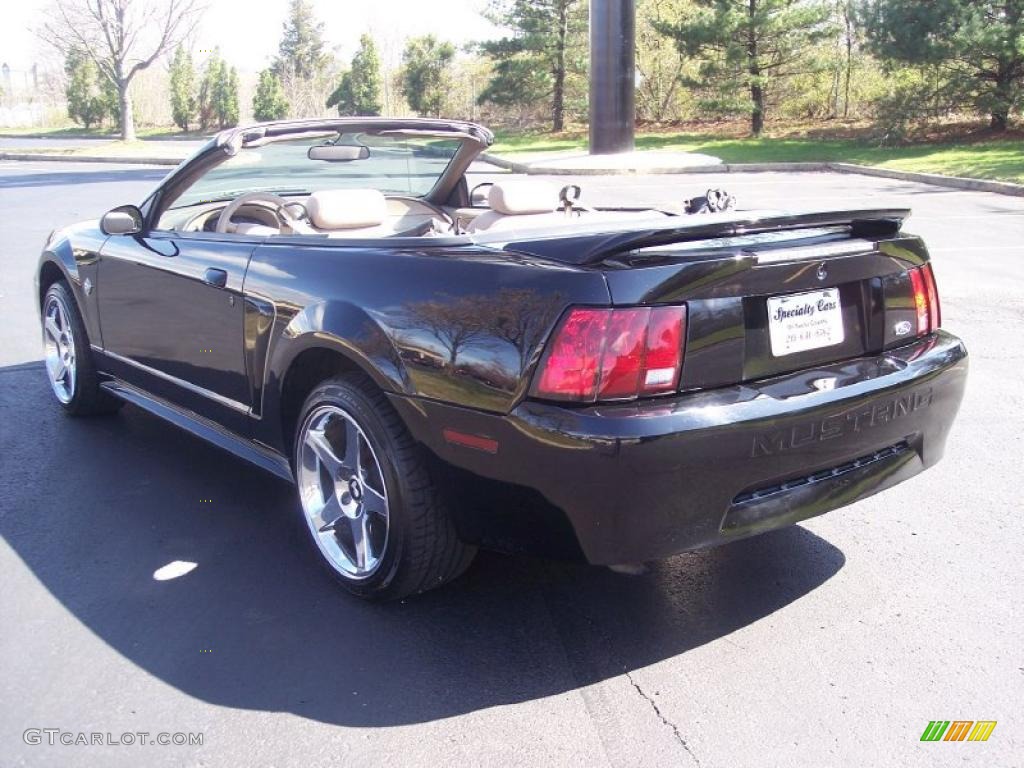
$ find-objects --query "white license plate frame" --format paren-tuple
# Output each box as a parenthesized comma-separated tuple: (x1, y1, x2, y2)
(766, 288, 845, 357)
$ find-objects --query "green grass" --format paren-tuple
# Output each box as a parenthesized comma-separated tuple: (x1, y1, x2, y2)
(0, 125, 211, 141)
(405, 366, 512, 413)
(68, 140, 190, 158)
(1, 140, 190, 161)
(0, 125, 112, 138)
(492, 130, 1024, 183)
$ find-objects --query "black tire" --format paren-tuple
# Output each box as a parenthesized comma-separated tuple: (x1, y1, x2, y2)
(293, 372, 475, 600)
(41, 281, 123, 416)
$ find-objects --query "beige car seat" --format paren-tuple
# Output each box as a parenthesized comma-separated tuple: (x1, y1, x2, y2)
(465, 180, 572, 232)
(304, 189, 394, 237)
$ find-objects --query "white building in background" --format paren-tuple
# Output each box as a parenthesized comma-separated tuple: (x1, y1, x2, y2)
(0, 59, 177, 130)
(0, 62, 64, 128)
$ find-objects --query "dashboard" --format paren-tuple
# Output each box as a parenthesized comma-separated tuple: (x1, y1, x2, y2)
(163, 195, 453, 235)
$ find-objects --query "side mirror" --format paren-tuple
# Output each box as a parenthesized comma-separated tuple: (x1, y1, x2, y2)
(100, 205, 143, 235)
(470, 182, 493, 208)
(307, 144, 370, 162)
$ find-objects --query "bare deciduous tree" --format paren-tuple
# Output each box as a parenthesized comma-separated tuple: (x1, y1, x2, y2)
(40, 0, 204, 140)
(400, 294, 492, 368)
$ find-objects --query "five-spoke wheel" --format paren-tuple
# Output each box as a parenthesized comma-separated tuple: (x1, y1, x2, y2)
(40, 281, 122, 416)
(293, 374, 476, 599)
(42, 291, 77, 404)
(297, 404, 390, 578)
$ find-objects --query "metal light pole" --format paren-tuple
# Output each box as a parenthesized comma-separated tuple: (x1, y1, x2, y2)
(589, 0, 636, 155)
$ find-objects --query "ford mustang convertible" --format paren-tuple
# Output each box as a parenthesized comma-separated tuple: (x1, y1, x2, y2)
(36, 118, 968, 599)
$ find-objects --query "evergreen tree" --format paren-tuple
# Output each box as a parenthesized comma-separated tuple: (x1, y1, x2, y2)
(657, 0, 834, 135)
(327, 34, 383, 116)
(271, 0, 331, 116)
(253, 69, 290, 121)
(198, 53, 220, 130)
(99, 74, 120, 124)
(168, 44, 197, 132)
(326, 71, 355, 116)
(635, 0, 698, 123)
(399, 35, 456, 117)
(273, 0, 329, 80)
(198, 50, 239, 130)
(64, 47, 110, 129)
(222, 66, 240, 128)
(861, 0, 1024, 131)
(478, 0, 587, 131)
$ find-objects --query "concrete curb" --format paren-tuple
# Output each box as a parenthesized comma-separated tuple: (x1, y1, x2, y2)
(497, 158, 829, 176)
(481, 152, 1024, 196)
(827, 163, 1024, 196)
(479, 153, 528, 172)
(0, 151, 182, 166)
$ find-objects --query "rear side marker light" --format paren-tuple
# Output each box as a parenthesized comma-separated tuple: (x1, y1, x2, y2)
(531, 305, 687, 403)
(442, 429, 499, 454)
(908, 264, 941, 336)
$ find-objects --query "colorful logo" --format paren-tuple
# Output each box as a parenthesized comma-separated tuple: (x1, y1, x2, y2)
(920, 721, 997, 742)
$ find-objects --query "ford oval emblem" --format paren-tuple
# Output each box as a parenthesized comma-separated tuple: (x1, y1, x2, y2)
(894, 320, 913, 337)
(816, 262, 828, 281)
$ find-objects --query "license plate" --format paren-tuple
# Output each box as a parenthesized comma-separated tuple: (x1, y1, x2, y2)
(766, 288, 845, 356)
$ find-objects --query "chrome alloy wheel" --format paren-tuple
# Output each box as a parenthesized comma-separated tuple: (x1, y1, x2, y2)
(42, 293, 77, 404)
(297, 405, 390, 579)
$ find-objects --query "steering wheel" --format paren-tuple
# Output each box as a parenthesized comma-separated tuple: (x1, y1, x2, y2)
(216, 191, 306, 234)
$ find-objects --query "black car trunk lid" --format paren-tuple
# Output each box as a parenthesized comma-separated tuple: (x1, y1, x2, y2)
(593, 222, 928, 390)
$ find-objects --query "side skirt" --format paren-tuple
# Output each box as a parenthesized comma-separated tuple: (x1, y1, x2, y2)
(101, 379, 294, 483)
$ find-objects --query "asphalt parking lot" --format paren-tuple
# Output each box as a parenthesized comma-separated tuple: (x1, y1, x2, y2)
(1, 160, 1021, 767)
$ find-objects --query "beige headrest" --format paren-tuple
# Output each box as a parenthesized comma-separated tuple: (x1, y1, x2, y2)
(488, 180, 559, 215)
(306, 189, 387, 230)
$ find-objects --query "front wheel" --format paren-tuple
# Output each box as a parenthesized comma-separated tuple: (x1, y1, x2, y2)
(41, 281, 122, 416)
(294, 373, 475, 600)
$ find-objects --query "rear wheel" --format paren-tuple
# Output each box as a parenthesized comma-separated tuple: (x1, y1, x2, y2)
(294, 373, 475, 600)
(41, 281, 122, 416)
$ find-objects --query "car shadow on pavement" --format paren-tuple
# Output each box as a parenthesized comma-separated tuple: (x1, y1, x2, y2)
(1, 363, 845, 727)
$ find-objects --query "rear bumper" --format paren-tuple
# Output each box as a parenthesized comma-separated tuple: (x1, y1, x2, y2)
(391, 331, 968, 565)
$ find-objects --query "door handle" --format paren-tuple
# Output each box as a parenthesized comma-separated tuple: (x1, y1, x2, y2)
(203, 268, 228, 288)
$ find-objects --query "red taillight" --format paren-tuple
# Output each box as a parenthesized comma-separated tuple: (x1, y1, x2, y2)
(922, 263, 941, 331)
(532, 305, 687, 402)
(908, 264, 941, 336)
(908, 267, 929, 335)
(533, 308, 608, 400)
(643, 306, 685, 395)
(597, 309, 648, 398)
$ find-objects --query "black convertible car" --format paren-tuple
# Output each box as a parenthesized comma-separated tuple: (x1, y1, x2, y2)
(36, 118, 968, 599)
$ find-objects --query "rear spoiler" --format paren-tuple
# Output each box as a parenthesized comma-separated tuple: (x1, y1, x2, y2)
(489, 208, 910, 265)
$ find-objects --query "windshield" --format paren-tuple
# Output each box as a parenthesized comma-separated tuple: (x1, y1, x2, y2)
(170, 132, 462, 209)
